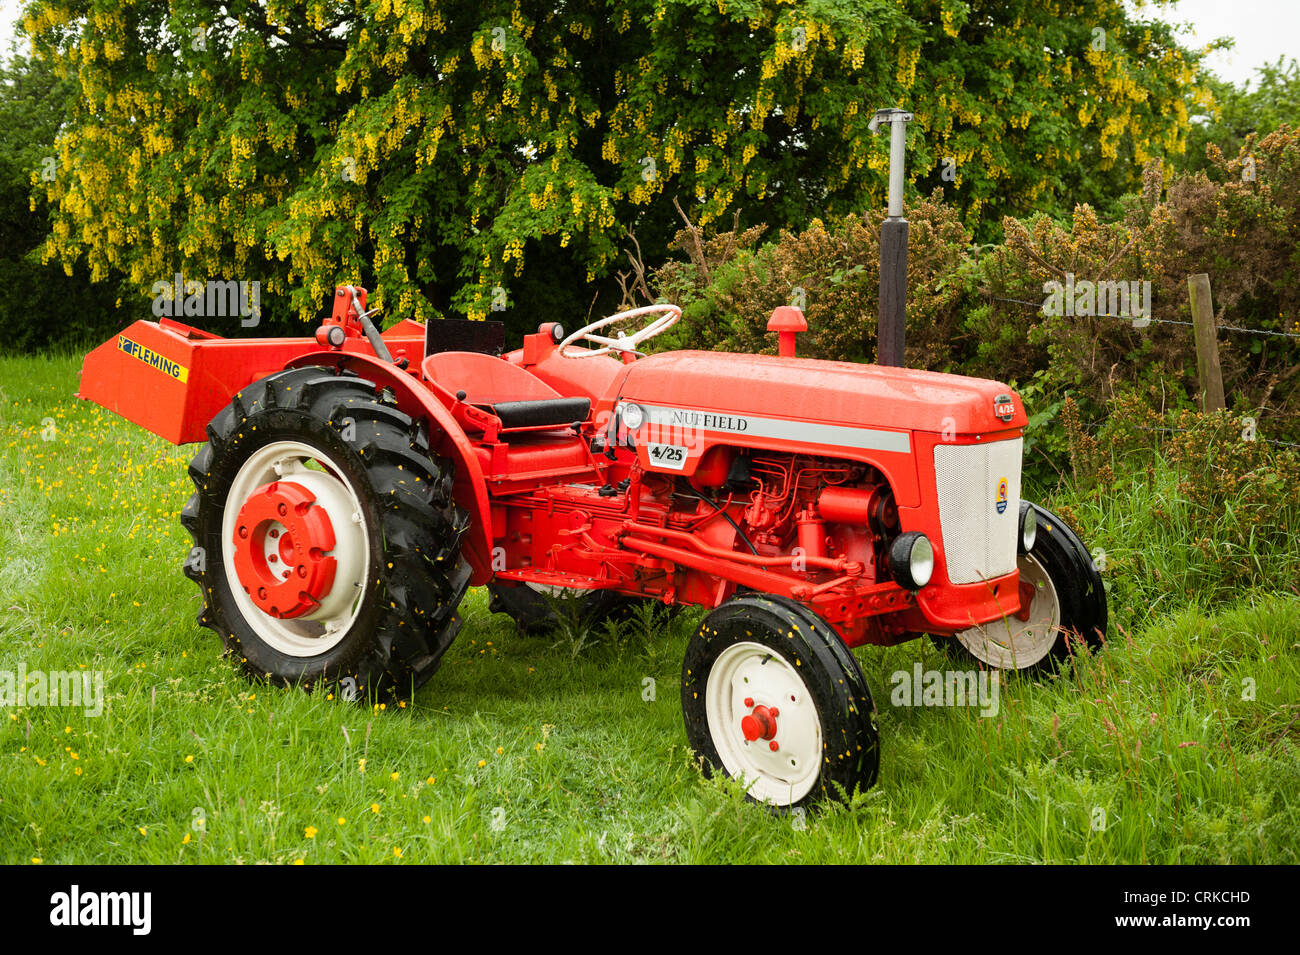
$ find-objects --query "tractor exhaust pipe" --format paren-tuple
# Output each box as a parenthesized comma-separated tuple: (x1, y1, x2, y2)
(870, 108, 912, 368)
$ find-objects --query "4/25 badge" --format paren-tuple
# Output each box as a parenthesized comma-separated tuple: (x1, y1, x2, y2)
(647, 443, 688, 470)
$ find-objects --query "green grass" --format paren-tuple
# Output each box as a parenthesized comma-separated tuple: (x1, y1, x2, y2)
(1, 355, 1297, 863)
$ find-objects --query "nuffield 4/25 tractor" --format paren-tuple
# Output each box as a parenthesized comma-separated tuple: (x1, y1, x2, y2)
(79, 286, 1107, 807)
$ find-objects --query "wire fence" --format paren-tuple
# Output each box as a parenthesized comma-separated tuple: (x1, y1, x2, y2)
(1075, 420, 1300, 450)
(988, 295, 1300, 340)
(987, 292, 1300, 452)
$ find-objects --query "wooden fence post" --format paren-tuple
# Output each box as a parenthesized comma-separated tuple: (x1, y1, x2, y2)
(1188, 273, 1226, 412)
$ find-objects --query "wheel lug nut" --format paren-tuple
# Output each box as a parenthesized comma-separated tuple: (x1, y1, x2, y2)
(769, 741, 779, 752)
(744, 697, 754, 708)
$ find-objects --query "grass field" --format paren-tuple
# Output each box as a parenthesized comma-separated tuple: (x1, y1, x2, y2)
(1, 355, 1297, 864)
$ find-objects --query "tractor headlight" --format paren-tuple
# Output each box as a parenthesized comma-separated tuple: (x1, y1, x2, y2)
(889, 532, 934, 590)
(1019, 500, 1037, 553)
(620, 402, 645, 432)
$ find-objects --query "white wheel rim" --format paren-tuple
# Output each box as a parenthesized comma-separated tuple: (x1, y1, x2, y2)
(953, 553, 1061, 669)
(704, 641, 823, 806)
(221, 440, 370, 657)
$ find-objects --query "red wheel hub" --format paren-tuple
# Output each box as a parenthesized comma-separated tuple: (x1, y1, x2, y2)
(1014, 577, 1037, 622)
(231, 481, 338, 619)
(741, 704, 779, 743)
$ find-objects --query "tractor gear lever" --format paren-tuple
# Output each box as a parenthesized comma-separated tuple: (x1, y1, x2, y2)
(348, 286, 394, 364)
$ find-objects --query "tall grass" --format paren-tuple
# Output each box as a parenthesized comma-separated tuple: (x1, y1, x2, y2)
(0, 356, 1295, 863)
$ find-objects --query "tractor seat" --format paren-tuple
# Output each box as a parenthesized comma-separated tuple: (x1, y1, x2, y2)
(422, 351, 591, 430)
(491, 398, 590, 430)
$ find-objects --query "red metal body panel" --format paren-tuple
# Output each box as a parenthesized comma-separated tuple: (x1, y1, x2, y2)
(77, 317, 426, 445)
(619, 350, 1027, 435)
(891, 570, 1023, 635)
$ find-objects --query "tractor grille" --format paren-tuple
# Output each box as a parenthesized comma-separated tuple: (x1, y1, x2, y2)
(932, 438, 1022, 585)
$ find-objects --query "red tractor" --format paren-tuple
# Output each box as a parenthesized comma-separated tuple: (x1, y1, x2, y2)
(80, 286, 1106, 807)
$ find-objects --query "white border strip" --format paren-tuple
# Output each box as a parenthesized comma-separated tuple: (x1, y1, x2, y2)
(637, 404, 910, 454)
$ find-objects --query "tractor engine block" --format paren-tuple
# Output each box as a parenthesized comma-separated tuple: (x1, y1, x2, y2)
(687, 452, 900, 583)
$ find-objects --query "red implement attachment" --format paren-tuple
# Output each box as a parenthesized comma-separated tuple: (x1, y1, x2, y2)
(78, 315, 426, 444)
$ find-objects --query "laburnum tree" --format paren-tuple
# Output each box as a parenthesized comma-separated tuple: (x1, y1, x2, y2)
(22, 0, 1208, 331)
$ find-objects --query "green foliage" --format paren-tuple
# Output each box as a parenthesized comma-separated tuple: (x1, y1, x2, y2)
(1062, 392, 1300, 600)
(20, 0, 1206, 330)
(988, 130, 1300, 438)
(649, 191, 973, 368)
(1181, 57, 1300, 176)
(0, 48, 118, 353)
(538, 590, 607, 663)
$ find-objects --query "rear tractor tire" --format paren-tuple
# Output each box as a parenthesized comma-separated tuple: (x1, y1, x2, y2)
(681, 594, 880, 809)
(180, 366, 471, 701)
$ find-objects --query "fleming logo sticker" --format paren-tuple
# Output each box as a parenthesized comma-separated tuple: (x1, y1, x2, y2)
(995, 477, 1009, 514)
(118, 336, 189, 383)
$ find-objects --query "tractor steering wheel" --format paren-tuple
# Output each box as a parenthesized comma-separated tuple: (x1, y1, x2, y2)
(558, 304, 681, 359)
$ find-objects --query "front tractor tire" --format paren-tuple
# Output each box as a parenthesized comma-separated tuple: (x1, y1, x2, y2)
(682, 594, 880, 809)
(944, 502, 1107, 672)
(180, 367, 471, 701)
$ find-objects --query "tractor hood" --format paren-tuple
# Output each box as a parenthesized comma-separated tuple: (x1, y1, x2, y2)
(618, 351, 1026, 436)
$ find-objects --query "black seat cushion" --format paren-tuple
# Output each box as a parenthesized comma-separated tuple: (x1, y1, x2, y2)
(491, 397, 591, 430)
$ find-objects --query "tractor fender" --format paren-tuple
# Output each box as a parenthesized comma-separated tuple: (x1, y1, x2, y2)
(283, 351, 495, 585)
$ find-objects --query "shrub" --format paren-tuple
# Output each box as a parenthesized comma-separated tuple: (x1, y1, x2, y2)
(1065, 392, 1300, 598)
(984, 134, 1300, 444)
(649, 191, 973, 370)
